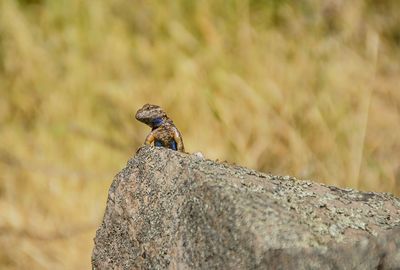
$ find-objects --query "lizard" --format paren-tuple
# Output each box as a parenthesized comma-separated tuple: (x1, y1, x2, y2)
(135, 104, 185, 152)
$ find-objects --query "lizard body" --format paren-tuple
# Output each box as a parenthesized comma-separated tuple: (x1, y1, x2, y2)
(135, 104, 185, 152)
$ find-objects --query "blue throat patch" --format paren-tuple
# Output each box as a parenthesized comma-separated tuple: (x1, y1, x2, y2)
(152, 118, 164, 127)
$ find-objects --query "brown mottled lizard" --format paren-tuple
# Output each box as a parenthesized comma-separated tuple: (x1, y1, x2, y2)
(135, 104, 185, 152)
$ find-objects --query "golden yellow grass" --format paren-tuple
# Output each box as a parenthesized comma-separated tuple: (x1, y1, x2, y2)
(0, 0, 399, 269)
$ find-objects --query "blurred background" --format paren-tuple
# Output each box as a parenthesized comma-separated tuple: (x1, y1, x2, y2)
(0, 0, 399, 268)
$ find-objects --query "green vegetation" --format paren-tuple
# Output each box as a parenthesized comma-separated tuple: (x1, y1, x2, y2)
(1, 0, 399, 268)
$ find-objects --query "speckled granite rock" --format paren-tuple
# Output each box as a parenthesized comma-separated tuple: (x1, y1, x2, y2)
(92, 146, 400, 270)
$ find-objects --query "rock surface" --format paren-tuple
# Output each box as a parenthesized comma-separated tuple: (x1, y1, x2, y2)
(92, 146, 400, 270)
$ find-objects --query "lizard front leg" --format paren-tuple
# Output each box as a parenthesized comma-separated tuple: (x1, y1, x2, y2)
(144, 131, 156, 146)
(173, 128, 185, 152)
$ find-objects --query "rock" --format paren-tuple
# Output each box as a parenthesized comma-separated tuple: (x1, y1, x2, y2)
(92, 146, 400, 270)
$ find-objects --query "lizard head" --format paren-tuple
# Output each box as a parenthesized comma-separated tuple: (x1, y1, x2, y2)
(135, 104, 168, 128)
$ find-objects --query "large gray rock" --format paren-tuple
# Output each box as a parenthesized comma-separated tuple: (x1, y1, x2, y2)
(92, 146, 400, 270)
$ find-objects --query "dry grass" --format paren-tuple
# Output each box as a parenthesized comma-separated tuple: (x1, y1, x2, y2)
(1, 0, 400, 268)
